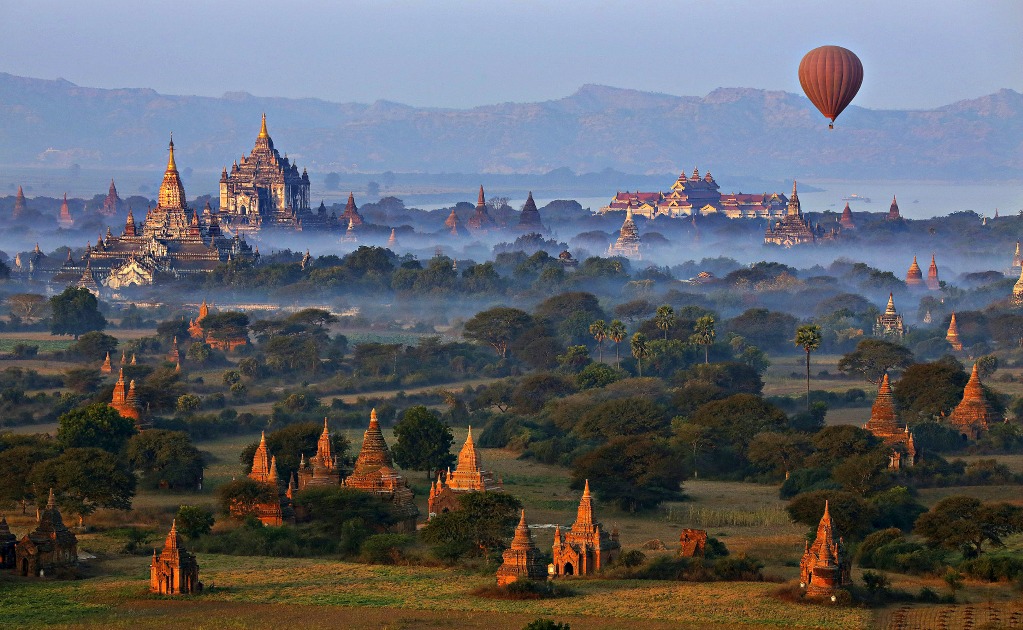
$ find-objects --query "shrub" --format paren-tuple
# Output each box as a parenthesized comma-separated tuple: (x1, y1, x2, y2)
(523, 618, 571, 630)
(360, 533, 414, 564)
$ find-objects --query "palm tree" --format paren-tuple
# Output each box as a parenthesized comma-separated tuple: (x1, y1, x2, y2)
(654, 305, 675, 340)
(794, 324, 823, 411)
(589, 319, 608, 363)
(690, 315, 716, 364)
(630, 332, 649, 377)
(608, 319, 626, 368)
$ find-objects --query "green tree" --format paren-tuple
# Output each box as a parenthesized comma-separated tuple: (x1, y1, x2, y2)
(786, 490, 876, 541)
(523, 621, 570, 630)
(176, 394, 201, 414)
(0, 437, 59, 511)
(420, 491, 522, 562)
(914, 496, 1023, 557)
(463, 307, 533, 358)
(838, 338, 915, 384)
(29, 448, 136, 524)
(654, 305, 676, 341)
(292, 486, 397, 551)
(175, 505, 215, 539)
(589, 319, 608, 362)
(689, 393, 789, 456)
(747, 432, 812, 479)
(49, 287, 107, 339)
(794, 324, 823, 411)
(62, 367, 102, 394)
(200, 311, 250, 347)
(892, 357, 971, 420)
(690, 315, 716, 364)
(217, 478, 280, 520)
(57, 403, 137, 453)
(572, 435, 686, 511)
(630, 332, 649, 377)
(66, 331, 119, 361)
(606, 319, 627, 368)
(391, 405, 455, 479)
(126, 430, 204, 490)
(511, 374, 577, 414)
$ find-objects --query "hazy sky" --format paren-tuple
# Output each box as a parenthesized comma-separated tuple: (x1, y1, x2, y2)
(2, 0, 1020, 110)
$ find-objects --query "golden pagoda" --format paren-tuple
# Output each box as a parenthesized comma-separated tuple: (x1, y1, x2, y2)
(428, 426, 503, 517)
(950, 364, 1000, 439)
(343, 409, 419, 532)
(905, 256, 924, 287)
(873, 293, 906, 337)
(496, 510, 546, 586)
(946, 312, 963, 351)
(1013, 265, 1023, 306)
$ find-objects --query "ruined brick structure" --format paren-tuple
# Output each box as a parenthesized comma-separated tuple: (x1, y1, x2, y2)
(496, 510, 547, 586)
(799, 501, 851, 598)
(343, 409, 419, 533)
(150, 520, 202, 595)
(428, 427, 502, 517)
(551, 480, 620, 576)
(678, 529, 708, 557)
(14, 489, 78, 577)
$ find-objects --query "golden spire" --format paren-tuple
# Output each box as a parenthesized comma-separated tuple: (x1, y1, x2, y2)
(259, 113, 269, 139)
(167, 134, 177, 172)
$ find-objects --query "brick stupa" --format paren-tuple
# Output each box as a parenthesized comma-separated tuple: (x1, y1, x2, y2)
(839, 202, 855, 230)
(905, 256, 924, 287)
(946, 312, 963, 351)
(58, 193, 74, 228)
(862, 374, 916, 469)
(926, 254, 940, 291)
(517, 191, 544, 233)
(950, 364, 999, 439)
(466, 186, 496, 234)
(608, 207, 641, 258)
(109, 368, 140, 423)
(799, 501, 851, 598)
(297, 418, 340, 490)
(496, 510, 546, 586)
(887, 195, 901, 221)
(428, 426, 503, 517)
(343, 409, 419, 532)
(150, 520, 202, 594)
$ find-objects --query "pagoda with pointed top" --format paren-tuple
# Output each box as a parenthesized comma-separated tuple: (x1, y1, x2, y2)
(946, 312, 963, 351)
(517, 192, 544, 233)
(551, 480, 620, 576)
(950, 364, 999, 440)
(839, 203, 855, 230)
(926, 255, 940, 290)
(873, 293, 906, 337)
(218, 114, 312, 232)
(905, 256, 924, 287)
(297, 419, 341, 490)
(341, 216, 358, 243)
(887, 195, 902, 221)
(58, 193, 74, 229)
(109, 368, 141, 424)
(0, 515, 17, 569)
(100, 352, 112, 374)
(428, 427, 503, 517)
(343, 409, 419, 532)
(150, 520, 202, 594)
(764, 181, 820, 247)
(1013, 241, 1022, 268)
(100, 179, 121, 216)
(608, 208, 642, 258)
(339, 192, 364, 227)
(1013, 265, 1023, 306)
(466, 186, 496, 234)
(862, 374, 916, 469)
(496, 510, 546, 586)
(799, 501, 851, 598)
(14, 489, 78, 577)
(444, 208, 468, 237)
(387, 228, 398, 249)
(239, 432, 291, 526)
(12, 185, 27, 220)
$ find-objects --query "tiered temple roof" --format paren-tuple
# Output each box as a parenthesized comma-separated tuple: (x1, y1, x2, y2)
(466, 186, 496, 234)
(428, 427, 502, 517)
(15, 488, 78, 577)
(607, 208, 641, 258)
(517, 192, 544, 233)
(551, 480, 620, 576)
(764, 181, 825, 247)
(444, 209, 468, 237)
(343, 409, 419, 532)
(905, 256, 924, 287)
(950, 364, 999, 439)
(297, 418, 341, 490)
(862, 374, 916, 468)
(13, 185, 26, 220)
(602, 168, 788, 219)
(339, 192, 364, 227)
(243, 432, 289, 525)
(496, 510, 546, 585)
(58, 193, 73, 229)
(799, 501, 851, 598)
(926, 254, 940, 290)
(1013, 265, 1023, 306)
(887, 195, 902, 221)
(839, 202, 855, 230)
(109, 368, 141, 423)
(150, 520, 201, 594)
(946, 312, 963, 351)
(100, 179, 121, 216)
(873, 293, 906, 338)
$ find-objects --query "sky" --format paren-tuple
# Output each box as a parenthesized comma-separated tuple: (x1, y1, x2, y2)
(1, 0, 1020, 110)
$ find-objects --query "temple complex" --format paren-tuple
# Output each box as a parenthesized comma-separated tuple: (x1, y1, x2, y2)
(218, 114, 315, 232)
(887, 196, 902, 221)
(678, 529, 708, 557)
(601, 168, 788, 219)
(764, 182, 829, 247)
(926, 255, 940, 290)
(496, 510, 546, 586)
(58, 193, 73, 228)
(428, 427, 502, 517)
(551, 480, 620, 576)
(607, 208, 641, 258)
(946, 312, 963, 351)
(297, 419, 341, 490)
(343, 409, 419, 533)
(517, 192, 544, 233)
(241, 432, 290, 526)
(950, 364, 999, 440)
(466, 186, 496, 234)
(905, 256, 923, 287)
(109, 368, 141, 424)
(188, 300, 248, 351)
(14, 489, 78, 577)
(100, 179, 121, 216)
(799, 501, 851, 599)
(839, 203, 855, 230)
(873, 293, 906, 338)
(862, 374, 916, 469)
(150, 520, 202, 595)
(0, 516, 17, 569)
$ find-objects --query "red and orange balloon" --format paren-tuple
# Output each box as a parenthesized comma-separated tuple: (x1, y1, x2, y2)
(798, 45, 863, 129)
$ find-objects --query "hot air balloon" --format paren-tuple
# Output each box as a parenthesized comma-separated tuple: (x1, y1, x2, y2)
(798, 45, 863, 129)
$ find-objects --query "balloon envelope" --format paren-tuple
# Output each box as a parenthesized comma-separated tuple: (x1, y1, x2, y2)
(798, 46, 863, 128)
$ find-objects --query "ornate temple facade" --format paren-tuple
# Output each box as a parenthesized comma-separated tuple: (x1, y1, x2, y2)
(873, 293, 906, 338)
(150, 520, 202, 595)
(14, 489, 78, 577)
(764, 182, 831, 247)
(343, 409, 419, 533)
(950, 364, 1000, 440)
(428, 427, 502, 517)
(1013, 265, 1023, 306)
(947, 312, 963, 351)
(496, 510, 546, 586)
(551, 480, 620, 576)
(600, 168, 788, 219)
(862, 374, 916, 469)
(799, 501, 851, 599)
(109, 368, 141, 424)
(296, 419, 341, 490)
(607, 208, 641, 258)
(218, 114, 324, 233)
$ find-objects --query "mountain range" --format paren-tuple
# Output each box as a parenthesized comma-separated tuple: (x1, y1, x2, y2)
(0, 72, 1020, 180)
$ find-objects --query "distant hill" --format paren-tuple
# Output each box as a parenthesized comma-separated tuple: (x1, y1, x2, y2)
(0, 73, 1020, 179)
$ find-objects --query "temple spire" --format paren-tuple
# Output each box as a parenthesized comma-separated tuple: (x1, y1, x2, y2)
(167, 134, 177, 172)
(477, 185, 485, 207)
(259, 113, 269, 139)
